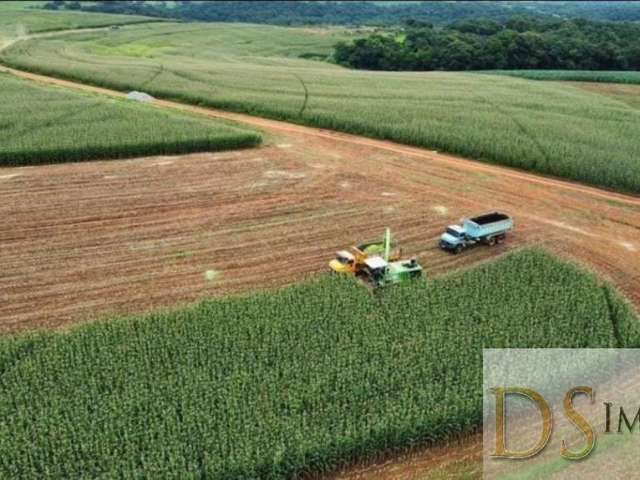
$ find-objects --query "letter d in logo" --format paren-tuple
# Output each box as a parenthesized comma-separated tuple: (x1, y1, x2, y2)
(491, 387, 553, 459)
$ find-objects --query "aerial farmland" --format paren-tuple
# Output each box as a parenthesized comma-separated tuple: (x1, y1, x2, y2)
(0, 1, 639, 479)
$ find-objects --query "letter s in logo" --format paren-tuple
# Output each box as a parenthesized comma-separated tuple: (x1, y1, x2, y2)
(561, 386, 596, 460)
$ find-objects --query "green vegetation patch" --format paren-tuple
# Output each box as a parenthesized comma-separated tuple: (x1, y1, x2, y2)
(0, 72, 260, 166)
(334, 18, 640, 72)
(2, 23, 640, 193)
(36, 0, 640, 25)
(0, 249, 637, 478)
(485, 70, 640, 85)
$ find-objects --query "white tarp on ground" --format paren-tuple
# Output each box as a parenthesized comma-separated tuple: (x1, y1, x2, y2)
(126, 91, 154, 102)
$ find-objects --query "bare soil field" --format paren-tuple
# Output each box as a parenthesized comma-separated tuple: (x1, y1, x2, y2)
(1, 67, 639, 333)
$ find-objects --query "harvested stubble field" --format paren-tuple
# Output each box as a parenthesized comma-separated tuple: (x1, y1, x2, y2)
(1, 83, 639, 333)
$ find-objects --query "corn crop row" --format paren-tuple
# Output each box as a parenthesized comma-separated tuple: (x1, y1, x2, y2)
(0, 73, 261, 166)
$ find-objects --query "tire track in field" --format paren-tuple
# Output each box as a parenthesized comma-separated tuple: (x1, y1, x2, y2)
(293, 73, 310, 116)
(141, 62, 164, 87)
(474, 90, 552, 172)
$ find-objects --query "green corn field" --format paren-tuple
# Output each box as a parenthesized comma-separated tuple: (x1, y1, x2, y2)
(0, 72, 261, 166)
(0, 249, 636, 479)
(2, 23, 640, 192)
(486, 70, 640, 84)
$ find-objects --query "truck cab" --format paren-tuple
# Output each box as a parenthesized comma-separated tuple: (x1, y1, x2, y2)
(439, 225, 466, 253)
(362, 256, 388, 285)
(439, 212, 513, 254)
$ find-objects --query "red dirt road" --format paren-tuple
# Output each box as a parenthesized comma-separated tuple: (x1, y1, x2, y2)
(1, 66, 639, 333)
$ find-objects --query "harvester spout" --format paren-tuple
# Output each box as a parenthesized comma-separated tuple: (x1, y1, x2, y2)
(384, 227, 391, 262)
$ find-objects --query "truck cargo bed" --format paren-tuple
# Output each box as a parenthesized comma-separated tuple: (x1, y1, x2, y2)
(470, 212, 510, 225)
(464, 212, 513, 239)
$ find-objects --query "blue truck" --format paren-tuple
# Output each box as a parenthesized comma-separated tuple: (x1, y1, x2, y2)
(439, 212, 513, 254)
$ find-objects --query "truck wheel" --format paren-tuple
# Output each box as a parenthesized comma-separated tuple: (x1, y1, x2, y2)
(497, 235, 506, 244)
(488, 237, 496, 246)
(454, 245, 463, 254)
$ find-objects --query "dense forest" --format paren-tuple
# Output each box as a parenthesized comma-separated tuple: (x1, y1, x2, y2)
(334, 17, 640, 71)
(42, 1, 640, 26)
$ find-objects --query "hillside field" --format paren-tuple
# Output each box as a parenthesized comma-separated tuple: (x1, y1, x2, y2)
(0, 2, 159, 49)
(2, 22, 640, 192)
(0, 72, 260, 165)
(0, 250, 637, 479)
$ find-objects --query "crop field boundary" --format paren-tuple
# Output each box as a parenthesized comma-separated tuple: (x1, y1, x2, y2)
(482, 69, 640, 85)
(319, 431, 482, 480)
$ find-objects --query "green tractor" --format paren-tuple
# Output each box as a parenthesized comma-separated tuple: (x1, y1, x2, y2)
(362, 228, 423, 287)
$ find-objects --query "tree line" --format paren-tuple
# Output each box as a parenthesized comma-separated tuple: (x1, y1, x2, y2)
(42, 1, 640, 26)
(334, 17, 640, 71)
